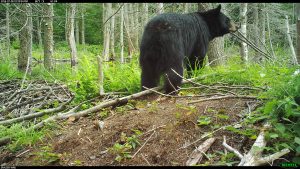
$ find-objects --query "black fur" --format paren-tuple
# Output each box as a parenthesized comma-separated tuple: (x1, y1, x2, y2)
(139, 5, 237, 94)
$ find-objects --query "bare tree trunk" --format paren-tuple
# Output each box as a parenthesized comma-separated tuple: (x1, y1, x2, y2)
(259, 3, 266, 49)
(6, 4, 10, 58)
(65, 6, 69, 42)
(124, 3, 134, 60)
(110, 5, 116, 59)
(18, 4, 32, 74)
(240, 3, 248, 63)
(67, 3, 78, 68)
(37, 17, 43, 48)
(97, 56, 104, 95)
(81, 6, 85, 46)
(157, 3, 164, 14)
(198, 3, 225, 67)
(103, 3, 111, 61)
(43, 3, 54, 70)
(120, 3, 124, 63)
(144, 3, 149, 26)
(75, 20, 80, 45)
(253, 3, 260, 60)
(296, 3, 300, 63)
(266, 8, 275, 58)
(285, 15, 298, 65)
(134, 3, 139, 50)
(184, 3, 190, 13)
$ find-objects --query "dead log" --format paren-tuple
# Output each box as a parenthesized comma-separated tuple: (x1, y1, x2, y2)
(186, 137, 216, 166)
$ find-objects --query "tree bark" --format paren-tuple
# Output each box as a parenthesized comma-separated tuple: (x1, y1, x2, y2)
(240, 3, 248, 63)
(285, 15, 298, 65)
(157, 3, 164, 14)
(81, 6, 85, 46)
(37, 17, 43, 48)
(75, 20, 80, 45)
(124, 3, 134, 60)
(296, 3, 300, 63)
(18, 4, 32, 74)
(110, 4, 116, 59)
(67, 3, 78, 68)
(120, 3, 124, 63)
(6, 4, 10, 58)
(198, 3, 225, 67)
(103, 3, 111, 61)
(65, 6, 69, 42)
(253, 3, 260, 60)
(43, 3, 54, 70)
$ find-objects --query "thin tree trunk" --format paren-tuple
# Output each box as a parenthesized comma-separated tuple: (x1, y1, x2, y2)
(240, 3, 248, 63)
(120, 3, 124, 63)
(43, 3, 54, 70)
(65, 6, 69, 42)
(296, 3, 300, 63)
(253, 3, 260, 59)
(124, 3, 134, 60)
(266, 8, 275, 58)
(157, 3, 164, 14)
(81, 6, 85, 46)
(6, 4, 10, 58)
(184, 3, 190, 13)
(285, 15, 298, 65)
(135, 3, 139, 50)
(18, 4, 32, 74)
(110, 5, 116, 59)
(37, 17, 43, 48)
(97, 56, 104, 95)
(103, 3, 111, 61)
(75, 20, 80, 45)
(67, 3, 78, 68)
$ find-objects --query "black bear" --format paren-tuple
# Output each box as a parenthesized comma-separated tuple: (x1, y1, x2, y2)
(139, 5, 237, 94)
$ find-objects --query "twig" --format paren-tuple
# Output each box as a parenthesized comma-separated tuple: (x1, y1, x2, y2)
(222, 135, 243, 159)
(188, 95, 258, 104)
(141, 153, 151, 166)
(132, 131, 155, 158)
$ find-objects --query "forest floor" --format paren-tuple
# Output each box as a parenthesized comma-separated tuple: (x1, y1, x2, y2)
(1, 91, 282, 166)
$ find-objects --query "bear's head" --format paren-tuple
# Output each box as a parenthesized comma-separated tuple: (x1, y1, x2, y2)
(200, 4, 238, 38)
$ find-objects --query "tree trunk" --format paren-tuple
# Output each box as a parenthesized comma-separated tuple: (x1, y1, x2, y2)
(103, 3, 111, 61)
(296, 3, 300, 63)
(43, 3, 54, 70)
(6, 4, 10, 58)
(259, 3, 266, 49)
(120, 3, 124, 63)
(67, 3, 78, 68)
(37, 17, 43, 48)
(134, 3, 139, 50)
(81, 6, 85, 46)
(75, 20, 80, 45)
(184, 3, 190, 13)
(198, 3, 225, 67)
(266, 6, 275, 58)
(253, 3, 260, 60)
(240, 3, 248, 63)
(97, 56, 104, 95)
(18, 4, 32, 74)
(157, 3, 164, 14)
(110, 5, 116, 59)
(144, 3, 148, 26)
(285, 15, 298, 65)
(65, 6, 69, 42)
(124, 3, 134, 60)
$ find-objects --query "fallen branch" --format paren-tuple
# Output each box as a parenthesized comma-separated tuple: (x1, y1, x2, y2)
(222, 123, 291, 166)
(132, 131, 156, 158)
(186, 137, 216, 166)
(0, 97, 73, 126)
(188, 95, 258, 104)
(222, 135, 243, 159)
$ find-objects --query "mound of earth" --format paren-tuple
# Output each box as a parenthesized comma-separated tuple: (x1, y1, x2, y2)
(2, 94, 264, 166)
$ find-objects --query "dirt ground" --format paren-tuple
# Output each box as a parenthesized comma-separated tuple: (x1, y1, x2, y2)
(0, 94, 288, 166)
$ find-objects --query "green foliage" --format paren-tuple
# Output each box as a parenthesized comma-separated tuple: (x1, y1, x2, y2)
(34, 145, 62, 165)
(197, 116, 212, 126)
(0, 124, 45, 152)
(0, 60, 23, 80)
(108, 130, 141, 162)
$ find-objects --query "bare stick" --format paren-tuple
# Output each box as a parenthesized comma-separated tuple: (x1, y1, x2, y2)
(186, 137, 216, 166)
(188, 95, 258, 104)
(222, 135, 243, 159)
(132, 131, 155, 158)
